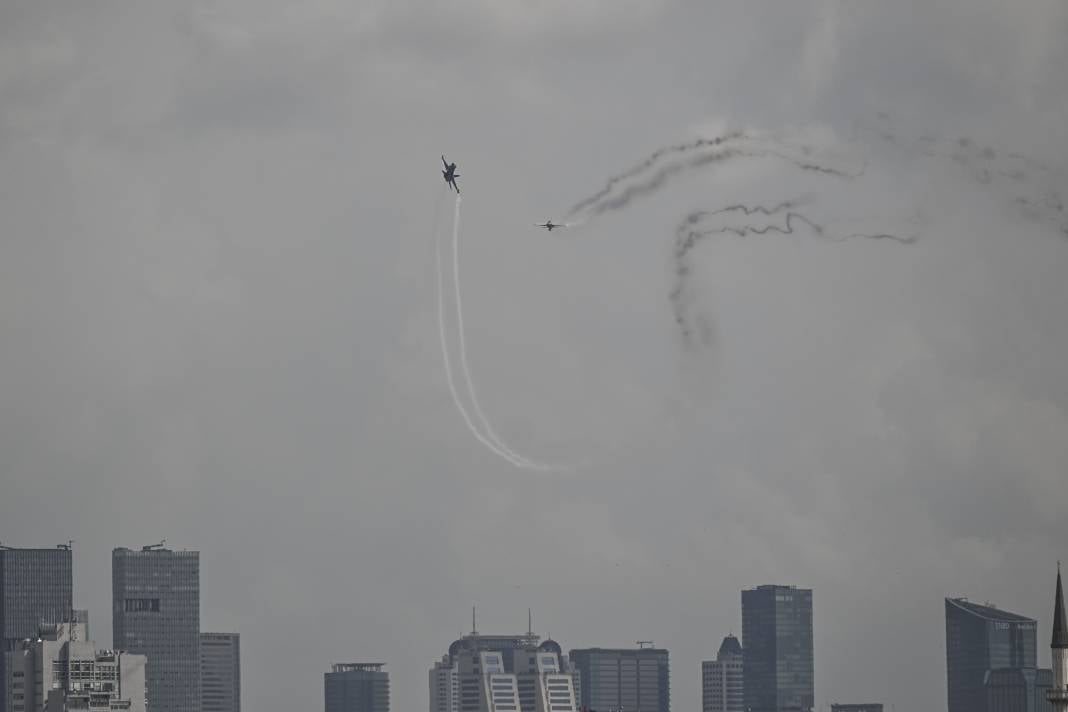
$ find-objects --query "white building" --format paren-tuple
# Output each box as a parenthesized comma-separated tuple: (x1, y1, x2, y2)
(701, 635, 743, 712)
(430, 629, 577, 712)
(4, 621, 146, 712)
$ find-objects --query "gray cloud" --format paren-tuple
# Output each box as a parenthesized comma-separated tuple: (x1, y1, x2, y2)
(3, 2, 1068, 712)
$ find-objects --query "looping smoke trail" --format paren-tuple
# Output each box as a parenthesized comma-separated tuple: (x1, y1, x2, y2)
(669, 203, 917, 345)
(449, 196, 561, 472)
(435, 192, 528, 467)
(565, 130, 748, 217)
(570, 147, 858, 221)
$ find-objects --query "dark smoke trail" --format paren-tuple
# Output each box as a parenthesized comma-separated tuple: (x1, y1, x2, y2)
(574, 147, 858, 220)
(565, 131, 748, 218)
(669, 205, 916, 346)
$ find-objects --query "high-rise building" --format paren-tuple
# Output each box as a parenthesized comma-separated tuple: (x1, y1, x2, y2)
(432, 629, 578, 712)
(701, 635, 743, 712)
(1049, 565, 1068, 712)
(742, 585, 814, 712)
(4, 619, 146, 712)
(945, 598, 1041, 712)
(325, 664, 389, 712)
(985, 668, 1053, 712)
(113, 545, 200, 712)
(829, 706, 883, 712)
(200, 633, 240, 712)
(0, 546, 74, 712)
(568, 646, 669, 712)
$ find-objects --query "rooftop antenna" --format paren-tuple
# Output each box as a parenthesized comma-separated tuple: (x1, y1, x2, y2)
(636, 641, 654, 649)
(471, 606, 478, 636)
(528, 608, 533, 637)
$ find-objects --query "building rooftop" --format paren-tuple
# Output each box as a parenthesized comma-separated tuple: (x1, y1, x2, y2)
(946, 597, 1036, 623)
(717, 634, 742, 659)
(332, 663, 386, 673)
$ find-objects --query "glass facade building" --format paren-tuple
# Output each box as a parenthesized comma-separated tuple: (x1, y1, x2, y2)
(567, 647, 669, 712)
(0, 546, 73, 712)
(945, 598, 1040, 712)
(325, 663, 390, 712)
(113, 546, 201, 712)
(201, 633, 240, 712)
(741, 585, 814, 712)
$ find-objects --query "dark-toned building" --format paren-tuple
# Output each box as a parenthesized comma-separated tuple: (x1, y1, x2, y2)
(829, 706, 883, 712)
(325, 663, 390, 712)
(945, 598, 1039, 712)
(742, 585, 814, 712)
(113, 545, 201, 712)
(568, 647, 670, 712)
(201, 633, 240, 712)
(1049, 565, 1068, 711)
(985, 668, 1053, 712)
(0, 545, 73, 712)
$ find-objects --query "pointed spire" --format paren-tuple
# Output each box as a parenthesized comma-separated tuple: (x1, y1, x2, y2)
(1054, 562, 1068, 649)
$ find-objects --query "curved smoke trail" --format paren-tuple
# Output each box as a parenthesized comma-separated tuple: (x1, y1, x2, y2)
(449, 196, 559, 471)
(670, 203, 917, 344)
(435, 192, 529, 467)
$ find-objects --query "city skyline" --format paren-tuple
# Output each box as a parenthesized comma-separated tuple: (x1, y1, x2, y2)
(2, 3, 1067, 711)
(2, 539, 1068, 712)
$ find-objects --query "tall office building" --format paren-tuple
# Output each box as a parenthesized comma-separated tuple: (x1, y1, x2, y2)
(113, 545, 200, 712)
(0, 546, 74, 712)
(431, 629, 578, 712)
(568, 646, 669, 712)
(4, 619, 146, 712)
(945, 597, 1043, 712)
(325, 664, 389, 712)
(201, 633, 240, 712)
(1050, 565, 1068, 712)
(702, 635, 743, 712)
(741, 585, 814, 712)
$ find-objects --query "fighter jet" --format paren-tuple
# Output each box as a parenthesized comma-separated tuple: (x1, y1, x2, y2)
(536, 220, 565, 232)
(442, 156, 460, 193)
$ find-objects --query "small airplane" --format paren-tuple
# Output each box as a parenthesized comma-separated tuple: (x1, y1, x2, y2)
(536, 220, 565, 232)
(442, 155, 460, 193)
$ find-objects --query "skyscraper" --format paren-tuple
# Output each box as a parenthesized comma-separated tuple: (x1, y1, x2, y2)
(4, 619, 146, 712)
(702, 635, 743, 712)
(945, 598, 1040, 712)
(201, 633, 240, 712)
(113, 545, 200, 712)
(741, 585, 814, 712)
(431, 629, 578, 712)
(1049, 565, 1068, 712)
(568, 646, 670, 712)
(0, 546, 74, 712)
(325, 663, 390, 712)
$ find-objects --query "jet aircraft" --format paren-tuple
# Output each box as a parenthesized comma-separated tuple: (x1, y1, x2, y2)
(442, 156, 460, 193)
(536, 220, 565, 232)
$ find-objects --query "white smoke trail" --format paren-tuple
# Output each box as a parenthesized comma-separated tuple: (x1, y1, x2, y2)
(435, 192, 528, 467)
(449, 196, 560, 471)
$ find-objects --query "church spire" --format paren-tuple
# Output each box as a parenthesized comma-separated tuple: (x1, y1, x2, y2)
(1055, 562, 1068, 649)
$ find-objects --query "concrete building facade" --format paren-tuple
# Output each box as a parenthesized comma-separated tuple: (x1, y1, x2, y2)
(4, 620, 146, 712)
(0, 546, 74, 712)
(701, 635, 742, 712)
(112, 546, 200, 712)
(742, 585, 814, 712)
(431, 631, 578, 712)
(568, 646, 669, 712)
(200, 634, 239, 712)
(325, 663, 389, 712)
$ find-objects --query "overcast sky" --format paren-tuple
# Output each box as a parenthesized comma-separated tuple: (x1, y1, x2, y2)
(2, 2, 1068, 711)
